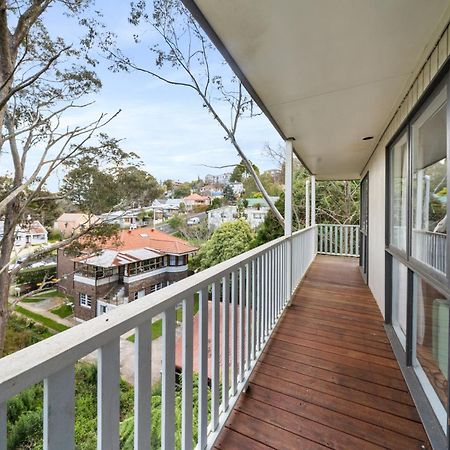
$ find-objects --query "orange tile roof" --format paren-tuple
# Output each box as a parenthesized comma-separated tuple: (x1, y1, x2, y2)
(184, 193, 209, 201)
(103, 227, 198, 255)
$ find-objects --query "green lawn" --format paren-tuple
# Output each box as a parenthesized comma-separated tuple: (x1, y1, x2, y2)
(15, 306, 69, 333)
(21, 289, 64, 303)
(127, 295, 200, 343)
(50, 303, 73, 318)
(127, 319, 163, 343)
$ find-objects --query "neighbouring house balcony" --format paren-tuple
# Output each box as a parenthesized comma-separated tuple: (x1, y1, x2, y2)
(73, 273, 120, 287)
(0, 224, 432, 449)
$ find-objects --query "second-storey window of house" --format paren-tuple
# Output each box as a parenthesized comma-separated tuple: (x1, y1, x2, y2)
(80, 293, 92, 308)
(128, 258, 163, 276)
(169, 255, 177, 266)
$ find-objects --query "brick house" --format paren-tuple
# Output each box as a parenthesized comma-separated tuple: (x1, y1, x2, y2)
(57, 227, 198, 321)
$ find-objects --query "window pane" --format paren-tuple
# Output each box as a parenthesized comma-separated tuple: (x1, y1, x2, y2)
(390, 133, 408, 250)
(392, 258, 408, 343)
(414, 274, 448, 410)
(412, 86, 447, 275)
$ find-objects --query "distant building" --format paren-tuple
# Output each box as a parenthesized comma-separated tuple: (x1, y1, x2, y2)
(150, 199, 183, 219)
(53, 213, 99, 237)
(200, 184, 223, 197)
(183, 193, 211, 211)
(57, 227, 198, 321)
(265, 168, 283, 183)
(205, 173, 231, 185)
(101, 209, 149, 229)
(207, 205, 270, 230)
(228, 182, 244, 197)
(246, 196, 279, 208)
(0, 219, 48, 247)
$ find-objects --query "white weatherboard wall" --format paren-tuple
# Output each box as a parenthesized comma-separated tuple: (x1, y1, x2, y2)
(363, 16, 450, 318)
(364, 144, 386, 316)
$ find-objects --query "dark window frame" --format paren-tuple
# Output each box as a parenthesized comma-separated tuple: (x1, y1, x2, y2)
(385, 60, 450, 445)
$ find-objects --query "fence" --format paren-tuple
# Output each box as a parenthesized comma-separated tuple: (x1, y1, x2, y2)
(317, 224, 360, 256)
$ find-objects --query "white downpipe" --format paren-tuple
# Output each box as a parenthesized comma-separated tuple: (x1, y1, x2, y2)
(285, 139, 293, 304)
(305, 179, 310, 228)
(311, 175, 316, 227)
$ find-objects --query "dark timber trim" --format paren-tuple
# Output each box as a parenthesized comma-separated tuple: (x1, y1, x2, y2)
(386, 325, 447, 450)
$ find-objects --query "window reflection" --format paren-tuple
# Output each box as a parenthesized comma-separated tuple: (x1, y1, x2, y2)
(414, 274, 449, 410)
(392, 259, 408, 344)
(412, 87, 447, 275)
(390, 133, 408, 251)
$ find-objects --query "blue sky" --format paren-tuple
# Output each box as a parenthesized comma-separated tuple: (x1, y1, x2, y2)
(35, 1, 283, 189)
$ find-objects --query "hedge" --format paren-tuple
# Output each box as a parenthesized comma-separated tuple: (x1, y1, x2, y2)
(15, 264, 57, 287)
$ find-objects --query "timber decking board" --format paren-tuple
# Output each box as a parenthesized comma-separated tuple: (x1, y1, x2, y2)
(216, 255, 431, 449)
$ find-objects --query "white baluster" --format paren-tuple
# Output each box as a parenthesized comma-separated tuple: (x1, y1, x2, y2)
(222, 275, 230, 411)
(0, 402, 5, 450)
(251, 259, 257, 360)
(211, 282, 220, 430)
(134, 323, 152, 450)
(239, 266, 245, 383)
(44, 365, 75, 450)
(162, 306, 176, 450)
(246, 263, 252, 371)
(198, 288, 208, 449)
(231, 271, 238, 395)
(182, 298, 193, 449)
(98, 339, 120, 450)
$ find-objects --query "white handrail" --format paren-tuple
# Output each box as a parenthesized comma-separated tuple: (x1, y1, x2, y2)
(0, 226, 318, 450)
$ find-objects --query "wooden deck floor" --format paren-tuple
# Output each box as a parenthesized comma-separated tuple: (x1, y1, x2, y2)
(215, 255, 431, 450)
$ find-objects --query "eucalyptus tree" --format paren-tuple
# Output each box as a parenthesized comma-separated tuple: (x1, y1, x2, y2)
(107, 0, 284, 226)
(0, 0, 122, 354)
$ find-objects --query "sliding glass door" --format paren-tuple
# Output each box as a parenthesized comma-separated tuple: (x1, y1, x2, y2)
(386, 72, 449, 434)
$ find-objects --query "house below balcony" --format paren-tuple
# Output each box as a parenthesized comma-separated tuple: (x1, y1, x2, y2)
(57, 227, 198, 320)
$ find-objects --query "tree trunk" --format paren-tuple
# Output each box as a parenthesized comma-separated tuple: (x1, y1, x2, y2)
(0, 200, 19, 356)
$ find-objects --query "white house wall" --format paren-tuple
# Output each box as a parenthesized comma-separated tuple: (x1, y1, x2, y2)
(363, 143, 386, 315)
(363, 18, 450, 317)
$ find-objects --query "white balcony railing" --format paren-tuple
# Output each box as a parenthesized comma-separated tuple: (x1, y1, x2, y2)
(317, 223, 360, 257)
(0, 226, 317, 450)
(412, 229, 446, 274)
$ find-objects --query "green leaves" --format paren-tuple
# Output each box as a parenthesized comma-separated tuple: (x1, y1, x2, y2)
(194, 220, 254, 270)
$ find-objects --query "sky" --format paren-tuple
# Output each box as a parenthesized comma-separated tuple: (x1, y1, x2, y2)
(10, 0, 284, 191)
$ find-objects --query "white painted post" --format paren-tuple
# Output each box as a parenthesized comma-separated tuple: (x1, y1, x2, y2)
(134, 322, 152, 450)
(305, 179, 310, 228)
(0, 402, 5, 450)
(98, 339, 120, 450)
(44, 365, 75, 450)
(311, 175, 316, 227)
(182, 298, 193, 450)
(162, 306, 176, 450)
(285, 139, 293, 304)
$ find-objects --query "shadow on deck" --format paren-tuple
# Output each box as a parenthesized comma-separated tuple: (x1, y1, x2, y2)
(215, 255, 431, 449)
